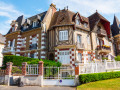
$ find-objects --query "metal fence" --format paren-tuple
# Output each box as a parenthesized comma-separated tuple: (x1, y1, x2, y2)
(79, 60, 120, 74)
(26, 64, 39, 75)
(0, 69, 6, 76)
(43, 66, 75, 79)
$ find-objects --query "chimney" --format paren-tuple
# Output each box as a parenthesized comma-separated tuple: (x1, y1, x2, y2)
(50, 3, 57, 16)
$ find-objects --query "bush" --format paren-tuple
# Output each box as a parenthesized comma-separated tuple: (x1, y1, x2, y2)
(3, 55, 61, 67)
(79, 71, 120, 84)
(115, 55, 120, 61)
(12, 66, 22, 75)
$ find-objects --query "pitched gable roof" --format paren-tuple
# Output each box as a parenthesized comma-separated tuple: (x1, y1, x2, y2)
(88, 11, 109, 31)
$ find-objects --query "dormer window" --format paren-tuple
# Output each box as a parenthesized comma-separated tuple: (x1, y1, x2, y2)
(33, 21, 37, 27)
(84, 23, 88, 28)
(75, 16, 80, 25)
(23, 25, 28, 30)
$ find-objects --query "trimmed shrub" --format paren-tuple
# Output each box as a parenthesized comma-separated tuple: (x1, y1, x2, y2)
(115, 55, 120, 61)
(3, 55, 61, 67)
(79, 71, 120, 84)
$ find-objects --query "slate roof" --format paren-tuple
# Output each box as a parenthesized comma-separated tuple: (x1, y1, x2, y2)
(0, 33, 5, 44)
(88, 11, 109, 31)
(111, 15, 120, 36)
(7, 11, 47, 34)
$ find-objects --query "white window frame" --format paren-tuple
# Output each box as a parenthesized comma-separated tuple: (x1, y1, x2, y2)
(75, 16, 80, 25)
(59, 30, 68, 41)
(33, 21, 37, 27)
(88, 54, 91, 62)
(84, 23, 88, 28)
(77, 53, 82, 63)
(32, 37, 37, 44)
(12, 27, 15, 32)
(77, 34, 82, 44)
(87, 35, 90, 45)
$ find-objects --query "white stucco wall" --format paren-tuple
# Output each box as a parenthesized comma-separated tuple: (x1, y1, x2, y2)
(0, 44, 4, 67)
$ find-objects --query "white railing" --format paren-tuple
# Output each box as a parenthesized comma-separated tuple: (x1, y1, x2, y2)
(26, 64, 39, 75)
(2, 47, 16, 53)
(79, 60, 120, 74)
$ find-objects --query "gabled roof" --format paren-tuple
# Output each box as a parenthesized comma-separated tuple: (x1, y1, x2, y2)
(88, 11, 109, 31)
(50, 9, 89, 28)
(0, 33, 5, 44)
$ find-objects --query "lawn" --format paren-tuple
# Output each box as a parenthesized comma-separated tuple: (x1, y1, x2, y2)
(77, 78, 120, 90)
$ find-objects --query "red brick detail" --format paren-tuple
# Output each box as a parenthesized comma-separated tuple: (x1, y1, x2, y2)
(22, 62, 27, 76)
(70, 56, 72, 59)
(58, 57, 59, 59)
(78, 51, 83, 53)
(59, 48, 69, 51)
(58, 52, 59, 54)
(82, 58, 84, 60)
(70, 61, 72, 64)
(75, 66, 79, 75)
(55, 60, 57, 62)
(41, 44, 45, 46)
(41, 54, 46, 56)
(55, 50, 57, 52)
(72, 59, 74, 61)
(38, 61, 43, 76)
(32, 34, 36, 37)
(72, 54, 74, 56)
(72, 64, 75, 66)
(72, 49, 74, 51)
(70, 51, 71, 54)
(88, 52, 92, 54)
(6, 62, 13, 75)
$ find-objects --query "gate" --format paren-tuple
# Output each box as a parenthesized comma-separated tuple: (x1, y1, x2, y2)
(0, 69, 6, 85)
(43, 66, 75, 86)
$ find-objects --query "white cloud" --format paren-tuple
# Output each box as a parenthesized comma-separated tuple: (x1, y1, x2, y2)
(50, 0, 120, 16)
(0, 1, 29, 35)
(36, 8, 44, 13)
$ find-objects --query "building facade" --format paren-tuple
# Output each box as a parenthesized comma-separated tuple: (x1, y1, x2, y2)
(0, 33, 5, 67)
(3, 4, 115, 69)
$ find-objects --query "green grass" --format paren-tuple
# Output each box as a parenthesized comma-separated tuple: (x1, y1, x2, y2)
(77, 78, 120, 90)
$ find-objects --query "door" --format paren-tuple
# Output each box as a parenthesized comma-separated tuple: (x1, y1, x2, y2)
(59, 50, 70, 64)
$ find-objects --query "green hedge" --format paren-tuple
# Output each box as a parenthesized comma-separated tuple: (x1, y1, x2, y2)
(3, 55, 61, 67)
(115, 55, 120, 61)
(79, 71, 120, 84)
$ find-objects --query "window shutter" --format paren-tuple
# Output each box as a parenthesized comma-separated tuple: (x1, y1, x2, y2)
(8, 41, 10, 47)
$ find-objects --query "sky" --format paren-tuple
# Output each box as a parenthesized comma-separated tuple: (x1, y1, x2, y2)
(0, 0, 120, 35)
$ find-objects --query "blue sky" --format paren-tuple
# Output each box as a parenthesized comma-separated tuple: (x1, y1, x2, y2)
(0, 0, 120, 35)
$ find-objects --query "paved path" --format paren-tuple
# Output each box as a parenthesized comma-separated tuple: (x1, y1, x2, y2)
(0, 85, 76, 90)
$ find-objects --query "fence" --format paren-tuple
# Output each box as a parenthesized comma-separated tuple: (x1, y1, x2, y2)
(43, 66, 75, 79)
(26, 64, 39, 75)
(79, 60, 120, 74)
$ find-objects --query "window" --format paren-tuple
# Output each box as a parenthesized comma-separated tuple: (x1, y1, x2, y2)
(75, 16, 80, 25)
(78, 53, 82, 63)
(30, 53, 34, 58)
(21, 39, 25, 46)
(23, 25, 28, 30)
(87, 35, 90, 44)
(59, 50, 70, 64)
(88, 54, 91, 62)
(59, 30, 68, 41)
(32, 37, 37, 44)
(77, 35, 82, 44)
(96, 37, 99, 45)
(33, 21, 37, 27)
(84, 23, 88, 28)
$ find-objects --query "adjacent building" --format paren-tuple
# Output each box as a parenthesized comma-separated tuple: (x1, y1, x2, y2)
(3, 4, 115, 69)
(111, 15, 120, 55)
(0, 33, 5, 67)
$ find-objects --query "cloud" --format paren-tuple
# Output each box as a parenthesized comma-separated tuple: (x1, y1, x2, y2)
(50, 0, 120, 16)
(0, 1, 29, 35)
(36, 8, 44, 13)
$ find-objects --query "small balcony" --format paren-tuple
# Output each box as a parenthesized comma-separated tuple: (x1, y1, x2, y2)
(29, 43, 37, 50)
(97, 29, 107, 37)
(97, 45, 111, 54)
(76, 43, 84, 50)
(2, 47, 16, 54)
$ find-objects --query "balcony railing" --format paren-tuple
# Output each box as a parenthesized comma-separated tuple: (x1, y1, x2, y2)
(97, 29, 107, 37)
(97, 45, 111, 53)
(29, 43, 37, 50)
(76, 43, 84, 50)
(2, 47, 16, 53)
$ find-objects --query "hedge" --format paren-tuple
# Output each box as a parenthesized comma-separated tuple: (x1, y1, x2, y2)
(79, 71, 120, 84)
(115, 55, 120, 61)
(3, 55, 61, 67)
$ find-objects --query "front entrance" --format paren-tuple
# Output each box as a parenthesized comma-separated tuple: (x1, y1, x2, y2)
(43, 66, 75, 86)
(59, 50, 70, 64)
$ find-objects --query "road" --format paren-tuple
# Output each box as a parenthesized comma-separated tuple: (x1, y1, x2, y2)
(0, 85, 76, 90)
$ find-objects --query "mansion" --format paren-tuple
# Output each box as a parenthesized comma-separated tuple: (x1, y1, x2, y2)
(2, 4, 115, 68)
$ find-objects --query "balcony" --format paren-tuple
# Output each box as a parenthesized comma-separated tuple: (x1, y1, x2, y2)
(97, 45, 111, 54)
(2, 47, 16, 54)
(76, 43, 84, 50)
(29, 43, 37, 50)
(97, 29, 107, 37)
